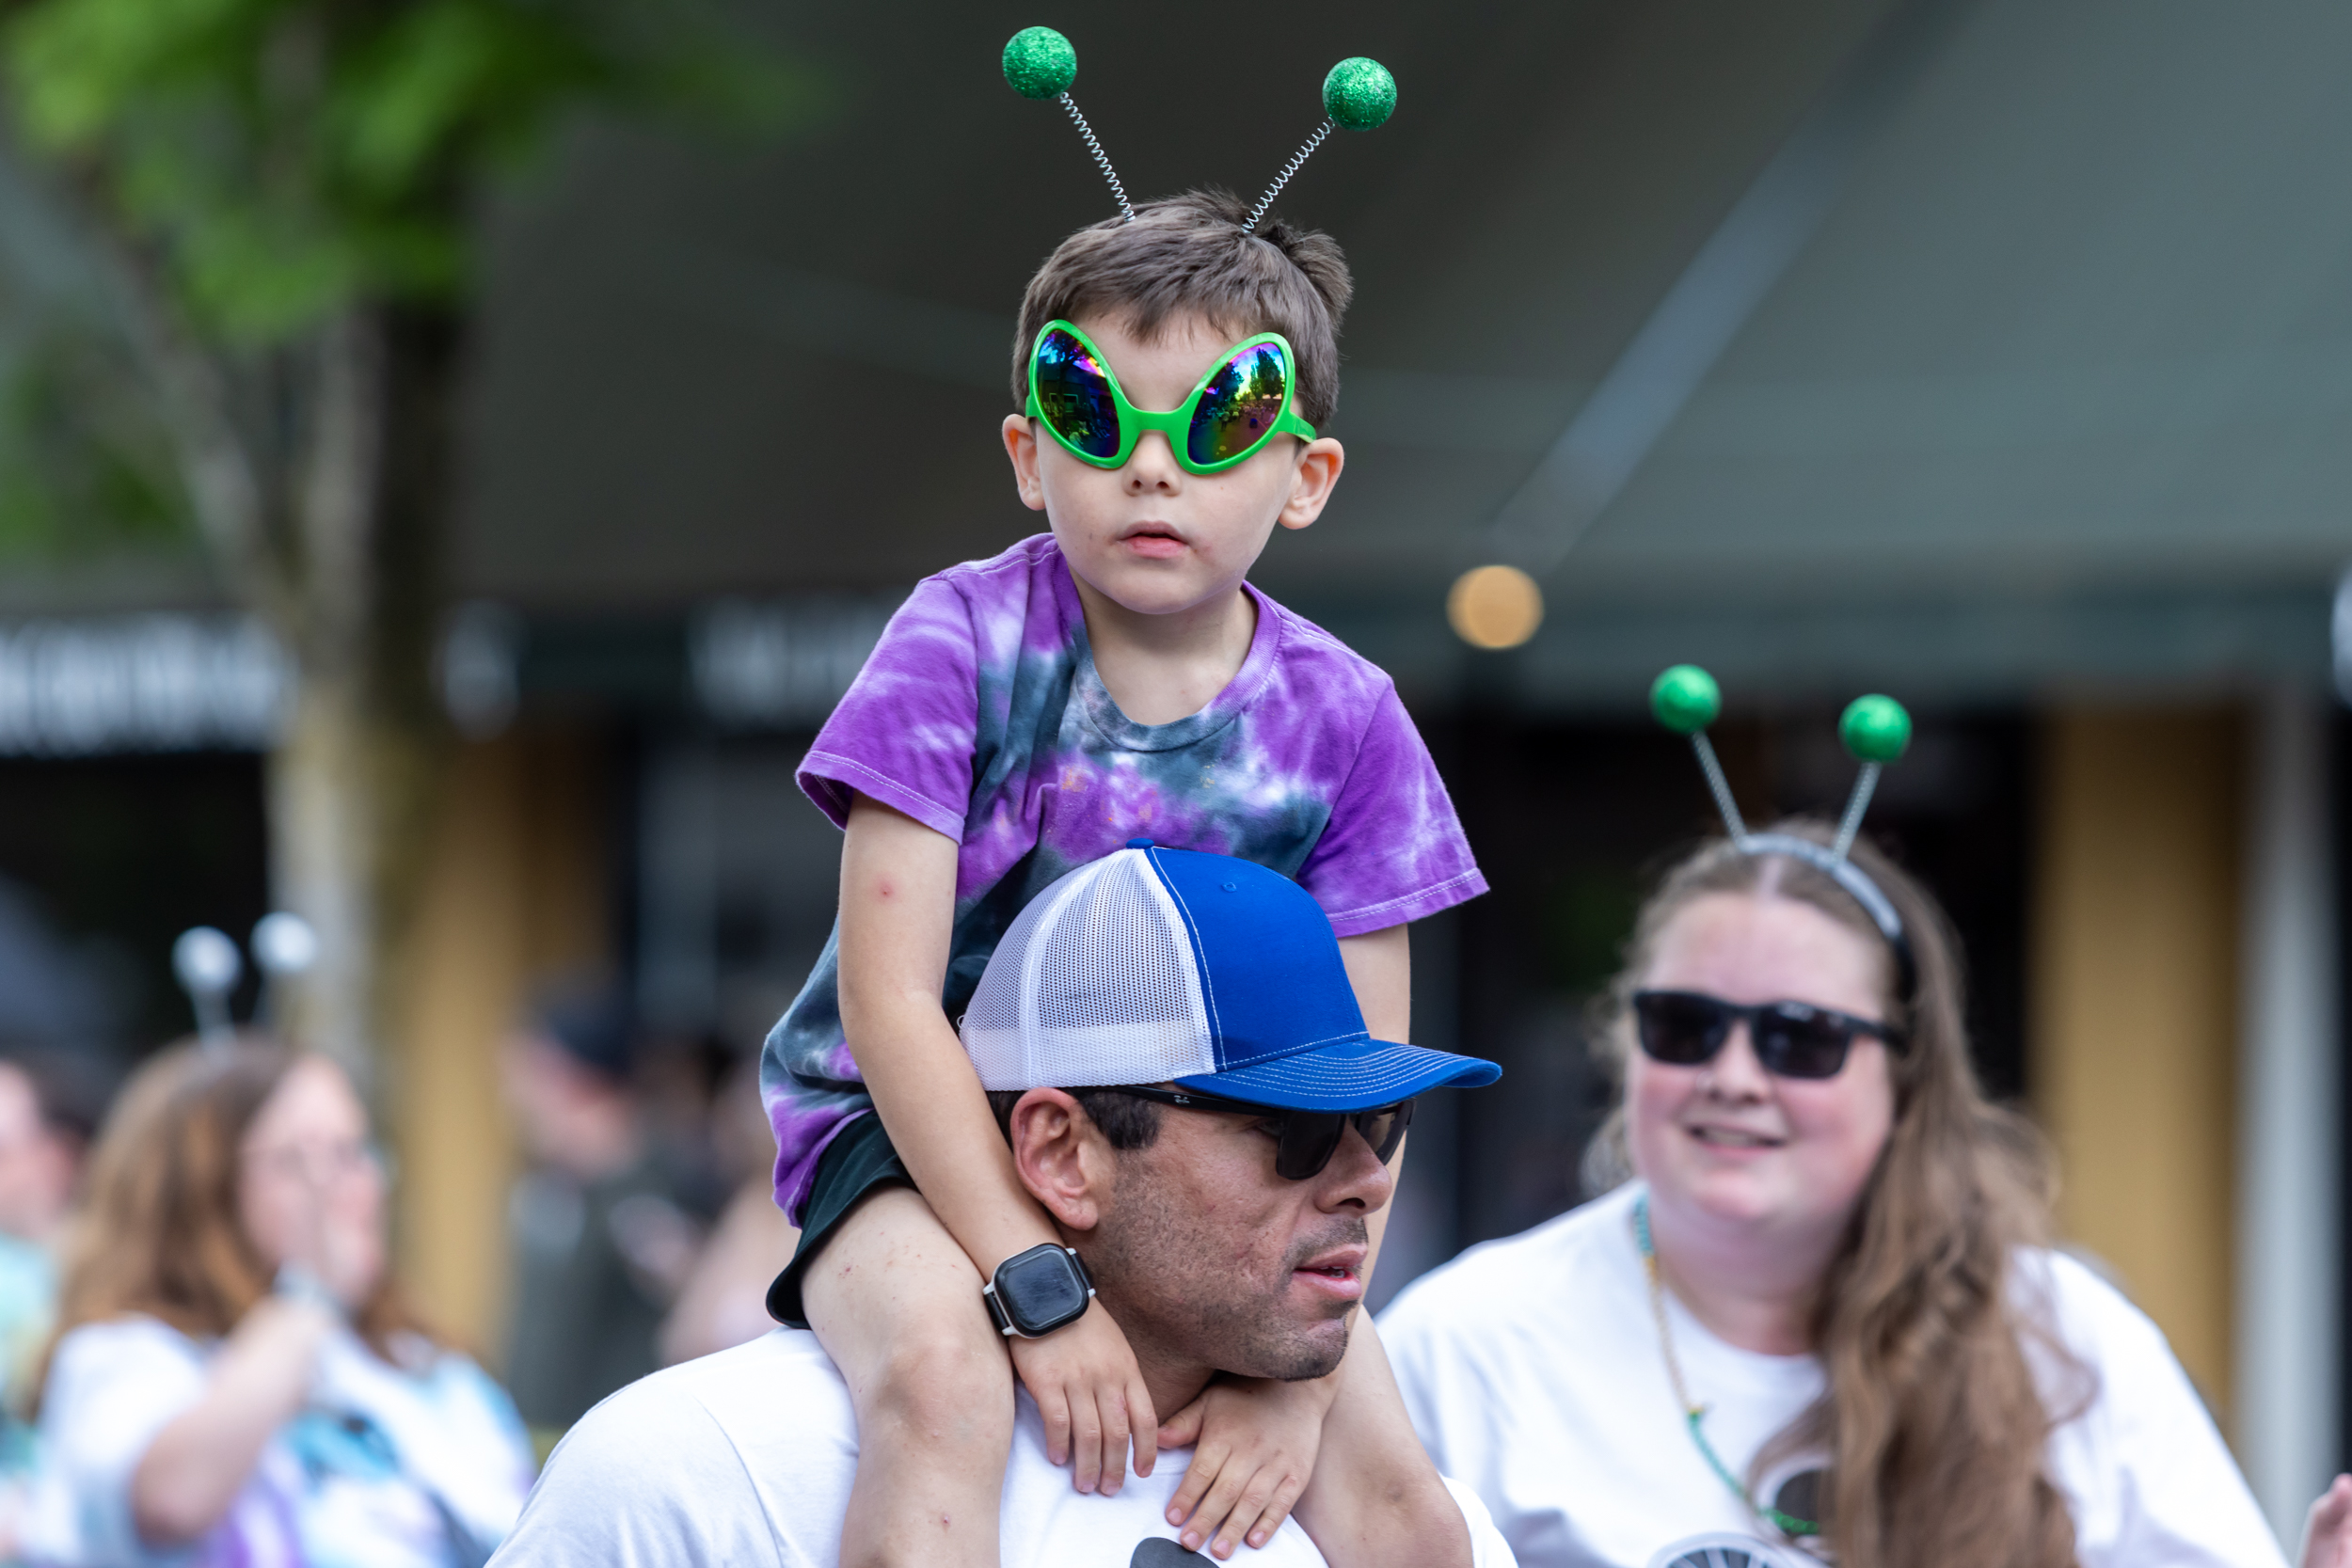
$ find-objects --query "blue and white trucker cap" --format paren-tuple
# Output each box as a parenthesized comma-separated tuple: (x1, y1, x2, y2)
(959, 840, 1501, 1113)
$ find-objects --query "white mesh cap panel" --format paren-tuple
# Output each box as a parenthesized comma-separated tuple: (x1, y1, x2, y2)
(960, 850, 1216, 1089)
(959, 863, 1085, 1086)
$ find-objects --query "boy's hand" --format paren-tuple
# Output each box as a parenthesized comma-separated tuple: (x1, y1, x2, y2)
(1009, 1307, 1158, 1497)
(1156, 1373, 1340, 1559)
(2303, 1475, 2352, 1568)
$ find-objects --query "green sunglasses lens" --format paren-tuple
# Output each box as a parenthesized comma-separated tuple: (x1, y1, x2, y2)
(1187, 341, 1292, 467)
(1035, 328, 1121, 460)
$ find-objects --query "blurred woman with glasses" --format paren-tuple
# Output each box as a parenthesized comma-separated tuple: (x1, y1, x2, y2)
(26, 1037, 532, 1568)
(1382, 821, 2352, 1568)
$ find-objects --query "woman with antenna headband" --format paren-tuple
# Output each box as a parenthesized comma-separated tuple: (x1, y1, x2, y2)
(24, 1036, 534, 1568)
(1379, 667, 2352, 1568)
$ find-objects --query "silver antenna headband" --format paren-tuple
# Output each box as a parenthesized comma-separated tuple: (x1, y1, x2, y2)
(172, 913, 320, 1048)
(1005, 31, 1397, 230)
(1649, 665, 1919, 1000)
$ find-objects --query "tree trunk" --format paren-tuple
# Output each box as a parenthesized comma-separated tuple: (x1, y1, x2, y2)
(262, 305, 460, 1077)
(8, 143, 469, 1075)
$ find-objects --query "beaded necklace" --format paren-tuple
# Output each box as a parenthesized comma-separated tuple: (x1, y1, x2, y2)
(1632, 1193, 1821, 1543)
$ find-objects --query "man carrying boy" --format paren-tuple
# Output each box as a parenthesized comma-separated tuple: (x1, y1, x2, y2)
(496, 846, 1509, 1566)
(761, 190, 1487, 1566)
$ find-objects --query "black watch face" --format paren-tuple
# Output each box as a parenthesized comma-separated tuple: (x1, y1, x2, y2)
(1000, 1247, 1089, 1332)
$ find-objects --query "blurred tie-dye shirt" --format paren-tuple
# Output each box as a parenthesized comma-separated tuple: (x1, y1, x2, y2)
(32, 1316, 532, 1568)
(761, 533, 1485, 1222)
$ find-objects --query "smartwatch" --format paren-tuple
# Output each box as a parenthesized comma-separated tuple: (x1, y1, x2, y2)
(983, 1243, 1095, 1338)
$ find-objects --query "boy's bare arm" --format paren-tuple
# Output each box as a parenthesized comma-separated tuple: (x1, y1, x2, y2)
(835, 793, 1157, 1488)
(837, 795, 1058, 1272)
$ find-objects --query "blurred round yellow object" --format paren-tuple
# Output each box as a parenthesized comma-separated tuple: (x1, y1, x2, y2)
(1447, 564, 1544, 650)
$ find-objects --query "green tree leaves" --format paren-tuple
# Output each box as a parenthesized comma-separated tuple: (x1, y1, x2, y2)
(0, 321, 187, 558)
(1, 0, 803, 341)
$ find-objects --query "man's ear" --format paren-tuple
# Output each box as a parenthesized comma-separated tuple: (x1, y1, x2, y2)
(1003, 415, 1047, 512)
(1278, 437, 1344, 532)
(1007, 1088, 1109, 1232)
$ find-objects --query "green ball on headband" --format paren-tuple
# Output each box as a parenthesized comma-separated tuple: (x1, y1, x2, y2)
(1004, 26, 1077, 100)
(1839, 695, 1912, 764)
(1650, 665, 1721, 736)
(1323, 57, 1396, 131)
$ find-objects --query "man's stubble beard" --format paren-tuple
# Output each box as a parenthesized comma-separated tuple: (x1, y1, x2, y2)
(1085, 1155, 1365, 1383)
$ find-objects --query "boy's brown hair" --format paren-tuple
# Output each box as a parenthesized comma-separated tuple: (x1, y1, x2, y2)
(1012, 188, 1353, 427)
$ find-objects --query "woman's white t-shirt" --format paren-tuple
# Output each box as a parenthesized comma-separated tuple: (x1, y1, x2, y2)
(1378, 1183, 2283, 1568)
(30, 1314, 535, 1568)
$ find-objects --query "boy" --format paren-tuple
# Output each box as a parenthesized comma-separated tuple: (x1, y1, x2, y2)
(764, 189, 1486, 1567)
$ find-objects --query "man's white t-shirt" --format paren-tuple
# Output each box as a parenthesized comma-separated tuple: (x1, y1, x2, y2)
(492, 1327, 1517, 1567)
(1378, 1183, 2283, 1568)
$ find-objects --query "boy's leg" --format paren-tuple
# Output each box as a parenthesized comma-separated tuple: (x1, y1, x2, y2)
(804, 1186, 1014, 1568)
(1290, 1315, 1471, 1568)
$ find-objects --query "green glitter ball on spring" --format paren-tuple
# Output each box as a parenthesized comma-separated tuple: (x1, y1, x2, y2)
(1650, 665, 1722, 736)
(1839, 695, 1913, 764)
(1003, 26, 1077, 100)
(1323, 56, 1396, 131)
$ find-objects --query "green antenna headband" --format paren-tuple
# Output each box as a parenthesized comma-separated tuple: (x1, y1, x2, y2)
(1650, 665, 1919, 1002)
(1002, 26, 1397, 231)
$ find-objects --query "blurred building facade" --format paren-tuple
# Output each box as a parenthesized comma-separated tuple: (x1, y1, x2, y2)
(0, 0, 2346, 1542)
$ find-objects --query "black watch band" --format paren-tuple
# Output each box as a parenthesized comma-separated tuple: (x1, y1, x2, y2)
(982, 1243, 1095, 1338)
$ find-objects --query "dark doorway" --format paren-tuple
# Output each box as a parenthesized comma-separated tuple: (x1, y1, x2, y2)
(0, 752, 271, 1057)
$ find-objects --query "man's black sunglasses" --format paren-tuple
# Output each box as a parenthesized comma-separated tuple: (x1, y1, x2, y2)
(1631, 990, 1906, 1082)
(1103, 1087, 1413, 1180)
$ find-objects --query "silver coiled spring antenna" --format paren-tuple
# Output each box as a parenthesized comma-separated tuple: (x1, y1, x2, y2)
(1058, 92, 1134, 222)
(1247, 121, 1333, 231)
(1005, 29, 1134, 222)
(1247, 56, 1396, 231)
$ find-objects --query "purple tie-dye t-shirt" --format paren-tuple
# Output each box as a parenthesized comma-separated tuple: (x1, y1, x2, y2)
(760, 533, 1485, 1222)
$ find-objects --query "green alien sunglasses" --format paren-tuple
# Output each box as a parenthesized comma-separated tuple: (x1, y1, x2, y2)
(1025, 318, 1320, 476)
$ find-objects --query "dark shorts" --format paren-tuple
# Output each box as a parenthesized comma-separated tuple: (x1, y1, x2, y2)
(764, 1112, 911, 1329)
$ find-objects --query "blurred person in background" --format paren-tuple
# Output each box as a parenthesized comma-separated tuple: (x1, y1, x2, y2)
(631, 1031, 739, 1224)
(500, 991, 700, 1441)
(0, 1050, 103, 1400)
(659, 1053, 797, 1366)
(1382, 822, 2351, 1568)
(28, 1037, 532, 1568)
(0, 1048, 108, 1554)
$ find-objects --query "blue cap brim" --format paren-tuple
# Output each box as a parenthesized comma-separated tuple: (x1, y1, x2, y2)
(1174, 1036, 1501, 1113)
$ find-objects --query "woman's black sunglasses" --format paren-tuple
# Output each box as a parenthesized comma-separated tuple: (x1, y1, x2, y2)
(1631, 990, 1906, 1082)
(1104, 1086, 1413, 1180)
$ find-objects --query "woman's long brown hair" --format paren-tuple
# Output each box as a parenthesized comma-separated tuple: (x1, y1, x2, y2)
(40, 1037, 428, 1404)
(1593, 820, 2089, 1567)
